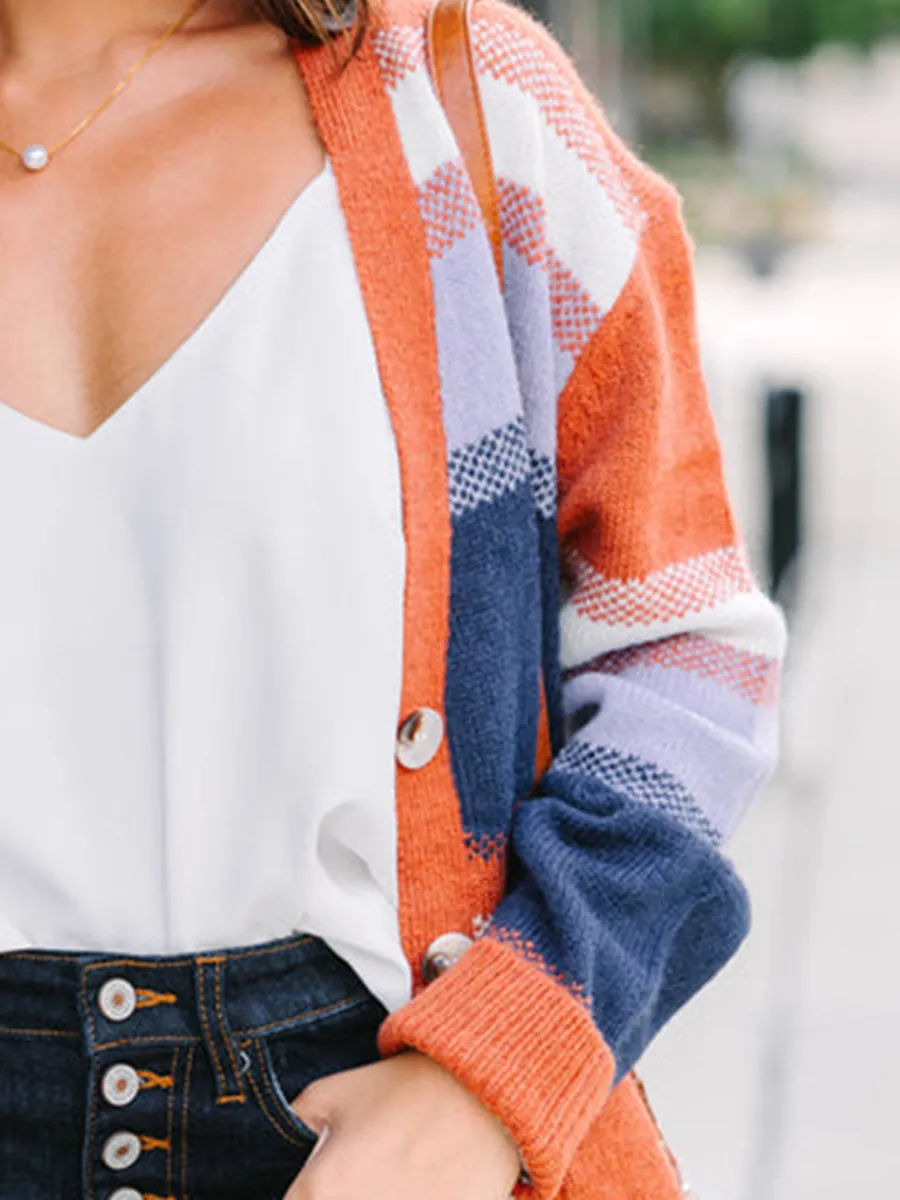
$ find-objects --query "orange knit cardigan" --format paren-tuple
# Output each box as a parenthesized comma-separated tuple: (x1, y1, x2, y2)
(293, 1, 785, 1196)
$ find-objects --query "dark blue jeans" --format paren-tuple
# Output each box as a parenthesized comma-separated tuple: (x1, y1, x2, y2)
(0, 933, 387, 1199)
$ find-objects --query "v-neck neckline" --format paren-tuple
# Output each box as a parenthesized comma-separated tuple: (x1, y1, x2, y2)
(0, 158, 334, 447)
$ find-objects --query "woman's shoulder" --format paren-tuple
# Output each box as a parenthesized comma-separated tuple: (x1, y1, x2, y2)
(365, 0, 673, 220)
(363, 0, 687, 344)
(366, 0, 535, 38)
(365, 0, 581, 100)
(366, 0, 576, 80)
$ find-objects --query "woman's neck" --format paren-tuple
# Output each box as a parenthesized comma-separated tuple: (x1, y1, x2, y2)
(0, 0, 243, 68)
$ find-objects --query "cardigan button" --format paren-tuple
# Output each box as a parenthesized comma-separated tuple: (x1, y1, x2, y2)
(396, 707, 444, 770)
(422, 932, 473, 983)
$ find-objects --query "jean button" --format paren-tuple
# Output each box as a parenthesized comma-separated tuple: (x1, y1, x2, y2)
(98, 979, 137, 1023)
(109, 1191, 143, 1200)
(102, 1131, 142, 1171)
(102, 1064, 141, 1108)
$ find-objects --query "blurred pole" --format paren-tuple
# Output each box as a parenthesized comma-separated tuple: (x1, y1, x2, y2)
(764, 385, 805, 606)
(618, 0, 645, 141)
(592, 0, 629, 128)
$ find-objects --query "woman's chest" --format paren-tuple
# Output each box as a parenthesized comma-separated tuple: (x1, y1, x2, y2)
(0, 47, 324, 440)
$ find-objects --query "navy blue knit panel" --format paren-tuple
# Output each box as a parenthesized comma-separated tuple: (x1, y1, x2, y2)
(491, 764, 751, 1078)
(444, 482, 544, 855)
(535, 508, 565, 757)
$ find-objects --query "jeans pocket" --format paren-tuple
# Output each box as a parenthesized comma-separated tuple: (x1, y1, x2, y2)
(243, 1036, 321, 1151)
(240, 991, 383, 1158)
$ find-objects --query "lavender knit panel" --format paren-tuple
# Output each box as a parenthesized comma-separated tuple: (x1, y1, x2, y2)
(426, 227, 546, 855)
(422, 178, 521, 453)
(564, 659, 770, 744)
(501, 249, 558, 523)
(559, 672, 773, 844)
(550, 740, 720, 846)
(499, 243, 564, 750)
(501, 243, 556, 463)
(495, 176, 606, 407)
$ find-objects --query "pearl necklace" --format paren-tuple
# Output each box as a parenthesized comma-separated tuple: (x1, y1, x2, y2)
(0, 0, 208, 174)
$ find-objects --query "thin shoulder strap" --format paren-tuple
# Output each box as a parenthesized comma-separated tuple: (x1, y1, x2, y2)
(426, 0, 504, 288)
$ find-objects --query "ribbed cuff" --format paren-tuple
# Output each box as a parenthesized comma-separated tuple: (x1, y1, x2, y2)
(378, 937, 615, 1199)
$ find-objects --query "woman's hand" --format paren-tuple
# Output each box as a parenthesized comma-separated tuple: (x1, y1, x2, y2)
(283, 1049, 522, 1199)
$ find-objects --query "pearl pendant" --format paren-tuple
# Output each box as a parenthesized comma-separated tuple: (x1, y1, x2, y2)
(22, 144, 50, 172)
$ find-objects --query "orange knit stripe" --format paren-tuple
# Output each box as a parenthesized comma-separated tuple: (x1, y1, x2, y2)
(379, 935, 615, 1199)
(298, 8, 712, 1196)
(534, 670, 553, 779)
(556, 1073, 685, 1199)
(566, 546, 754, 629)
(463, 853, 508, 929)
(489, 927, 590, 1010)
(296, 28, 495, 988)
(587, 633, 780, 706)
(556, 173, 739, 580)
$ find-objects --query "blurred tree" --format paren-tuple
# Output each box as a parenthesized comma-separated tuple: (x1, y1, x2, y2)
(642, 0, 900, 69)
(642, 0, 765, 70)
(625, 0, 900, 139)
(769, 0, 900, 54)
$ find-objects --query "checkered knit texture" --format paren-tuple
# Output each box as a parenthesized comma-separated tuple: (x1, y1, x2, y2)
(376, 0, 783, 1058)
(303, 2, 787, 1195)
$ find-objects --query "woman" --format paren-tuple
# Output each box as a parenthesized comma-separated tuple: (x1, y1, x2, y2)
(0, 0, 785, 1197)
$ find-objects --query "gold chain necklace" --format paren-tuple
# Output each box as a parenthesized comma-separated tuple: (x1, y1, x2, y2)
(0, 0, 209, 174)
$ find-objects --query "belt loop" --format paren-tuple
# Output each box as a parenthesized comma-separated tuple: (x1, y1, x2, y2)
(194, 956, 245, 1105)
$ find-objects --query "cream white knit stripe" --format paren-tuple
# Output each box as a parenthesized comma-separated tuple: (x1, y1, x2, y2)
(470, 9, 643, 229)
(388, 67, 458, 186)
(371, 25, 427, 90)
(559, 549, 788, 667)
(387, 62, 639, 325)
(567, 546, 754, 619)
(569, 633, 781, 707)
(478, 73, 639, 318)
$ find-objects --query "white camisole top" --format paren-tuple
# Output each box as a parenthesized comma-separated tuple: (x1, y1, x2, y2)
(0, 160, 413, 1014)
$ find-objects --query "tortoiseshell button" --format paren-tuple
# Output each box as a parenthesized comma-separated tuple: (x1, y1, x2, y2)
(396, 708, 444, 770)
(422, 932, 473, 983)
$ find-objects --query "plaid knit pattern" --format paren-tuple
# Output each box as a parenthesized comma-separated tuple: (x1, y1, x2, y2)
(569, 633, 781, 707)
(564, 545, 756, 629)
(297, 4, 786, 1196)
(553, 740, 723, 847)
(448, 417, 532, 516)
(418, 160, 483, 258)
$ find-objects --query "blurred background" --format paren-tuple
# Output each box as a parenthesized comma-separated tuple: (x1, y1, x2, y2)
(524, 1, 900, 1197)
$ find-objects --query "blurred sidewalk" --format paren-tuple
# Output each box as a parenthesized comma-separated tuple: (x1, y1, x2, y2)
(638, 210, 900, 1200)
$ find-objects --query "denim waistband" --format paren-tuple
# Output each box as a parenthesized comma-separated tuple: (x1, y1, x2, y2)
(0, 932, 378, 1054)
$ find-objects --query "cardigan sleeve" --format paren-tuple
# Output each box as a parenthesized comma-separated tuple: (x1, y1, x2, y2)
(378, 5, 787, 1197)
